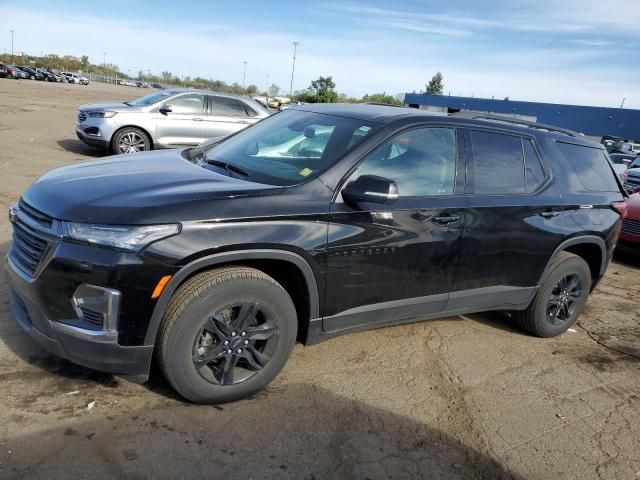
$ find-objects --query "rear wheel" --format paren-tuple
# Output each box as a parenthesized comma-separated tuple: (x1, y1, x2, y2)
(515, 252, 591, 337)
(111, 127, 151, 154)
(157, 266, 297, 404)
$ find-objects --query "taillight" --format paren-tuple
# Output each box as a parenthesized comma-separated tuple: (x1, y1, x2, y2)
(611, 201, 628, 219)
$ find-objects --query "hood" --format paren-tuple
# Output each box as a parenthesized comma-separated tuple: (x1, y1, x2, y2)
(79, 102, 141, 112)
(22, 149, 282, 224)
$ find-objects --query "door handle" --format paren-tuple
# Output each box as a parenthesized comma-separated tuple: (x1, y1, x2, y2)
(432, 215, 460, 225)
(539, 211, 561, 218)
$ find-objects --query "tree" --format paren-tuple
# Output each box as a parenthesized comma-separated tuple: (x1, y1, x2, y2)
(425, 72, 444, 95)
(308, 76, 338, 103)
(268, 84, 281, 97)
(361, 92, 401, 105)
(245, 84, 258, 95)
(80, 55, 89, 71)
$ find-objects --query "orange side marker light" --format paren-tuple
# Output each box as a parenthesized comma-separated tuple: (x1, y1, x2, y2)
(151, 275, 173, 299)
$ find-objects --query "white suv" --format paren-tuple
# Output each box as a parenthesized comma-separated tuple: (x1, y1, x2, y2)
(62, 72, 89, 85)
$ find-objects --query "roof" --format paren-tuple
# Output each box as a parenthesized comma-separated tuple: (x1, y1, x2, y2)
(293, 103, 442, 123)
(404, 93, 640, 140)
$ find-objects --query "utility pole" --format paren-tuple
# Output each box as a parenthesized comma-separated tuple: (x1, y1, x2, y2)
(289, 41, 299, 99)
(10, 30, 14, 58)
(242, 61, 247, 89)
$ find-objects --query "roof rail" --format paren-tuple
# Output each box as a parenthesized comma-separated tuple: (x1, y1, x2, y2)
(450, 112, 580, 137)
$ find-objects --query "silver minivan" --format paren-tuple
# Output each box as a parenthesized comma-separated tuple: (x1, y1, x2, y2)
(75, 88, 270, 154)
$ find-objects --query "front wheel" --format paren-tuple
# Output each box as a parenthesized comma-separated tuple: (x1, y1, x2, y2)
(157, 266, 298, 404)
(514, 252, 591, 337)
(111, 127, 151, 154)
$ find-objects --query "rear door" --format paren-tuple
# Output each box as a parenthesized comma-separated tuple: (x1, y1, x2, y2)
(154, 93, 208, 147)
(455, 129, 562, 301)
(205, 96, 261, 139)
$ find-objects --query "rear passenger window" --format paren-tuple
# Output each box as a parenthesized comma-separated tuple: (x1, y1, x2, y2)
(556, 142, 620, 192)
(212, 97, 249, 117)
(523, 140, 546, 192)
(470, 131, 525, 194)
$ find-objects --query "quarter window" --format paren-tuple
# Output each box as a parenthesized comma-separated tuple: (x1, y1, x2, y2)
(355, 127, 457, 196)
(556, 142, 620, 192)
(164, 94, 205, 114)
(471, 131, 525, 194)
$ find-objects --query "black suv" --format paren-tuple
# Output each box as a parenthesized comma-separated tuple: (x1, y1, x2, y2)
(6, 105, 627, 403)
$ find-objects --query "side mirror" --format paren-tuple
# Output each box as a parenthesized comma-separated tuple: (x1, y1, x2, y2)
(342, 174, 398, 205)
(159, 104, 172, 115)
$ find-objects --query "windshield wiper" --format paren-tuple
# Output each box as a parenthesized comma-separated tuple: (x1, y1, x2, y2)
(123, 101, 132, 106)
(205, 159, 249, 177)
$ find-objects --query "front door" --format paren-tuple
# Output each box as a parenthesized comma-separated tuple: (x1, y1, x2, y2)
(324, 126, 466, 331)
(155, 93, 207, 147)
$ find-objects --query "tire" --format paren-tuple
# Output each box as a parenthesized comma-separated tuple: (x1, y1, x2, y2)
(514, 252, 591, 337)
(111, 127, 151, 154)
(157, 266, 298, 404)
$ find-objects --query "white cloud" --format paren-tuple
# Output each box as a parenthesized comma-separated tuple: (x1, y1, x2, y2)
(1, 4, 639, 108)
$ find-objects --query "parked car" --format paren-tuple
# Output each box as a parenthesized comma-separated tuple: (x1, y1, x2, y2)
(6, 105, 627, 403)
(75, 88, 269, 153)
(0, 63, 19, 78)
(151, 83, 164, 89)
(11, 65, 29, 79)
(622, 157, 640, 194)
(609, 152, 637, 166)
(61, 72, 89, 85)
(616, 193, 640, 254)
(619, 142, 640, 155)
(0, 64, 7, 79)
(36, 68, 58, 82)
(20, 66, 45, 81)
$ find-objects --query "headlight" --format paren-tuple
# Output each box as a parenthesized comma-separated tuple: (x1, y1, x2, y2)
(63, 222, 180, 252)
(87, 111, 118, 118)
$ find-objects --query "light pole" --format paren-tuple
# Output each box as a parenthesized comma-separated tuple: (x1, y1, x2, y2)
(289, 41, 299, 99)
(102, 52, 106, 68)
(10, 30, 14, 58)
(266, 74, 269, 97)
(242, 61, 247, 89)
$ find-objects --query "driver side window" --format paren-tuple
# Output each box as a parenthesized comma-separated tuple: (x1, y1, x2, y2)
(164, 94, 205, 115)
(356, 127, 457, 196)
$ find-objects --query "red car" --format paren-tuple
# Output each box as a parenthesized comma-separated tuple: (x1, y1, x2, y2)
(617, 193, 640, 253)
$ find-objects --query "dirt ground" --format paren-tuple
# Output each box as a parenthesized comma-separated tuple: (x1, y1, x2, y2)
(0, 79, 639, 480)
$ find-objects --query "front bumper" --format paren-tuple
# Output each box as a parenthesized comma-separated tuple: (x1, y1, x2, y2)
(6, 256, 154, 381)
(76, 127, 109, 150)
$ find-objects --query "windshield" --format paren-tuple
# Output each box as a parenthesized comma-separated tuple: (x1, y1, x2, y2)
(202, 110, 378, 186)
(127, 90, 174, 107)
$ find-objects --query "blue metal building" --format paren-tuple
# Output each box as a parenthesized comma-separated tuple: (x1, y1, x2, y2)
(404, 93, 640, 140)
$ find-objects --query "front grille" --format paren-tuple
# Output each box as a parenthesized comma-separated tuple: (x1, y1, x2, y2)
(77, 110, 87, 123)
(10, 220, 48, 276)
(78, 307, 104, 329)
(9, 200, 54, 277)
(621, 218, 640, 236)
(18, 199, 53, 228)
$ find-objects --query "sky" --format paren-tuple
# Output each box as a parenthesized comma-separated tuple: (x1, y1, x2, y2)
(1, 0, 640, 108)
